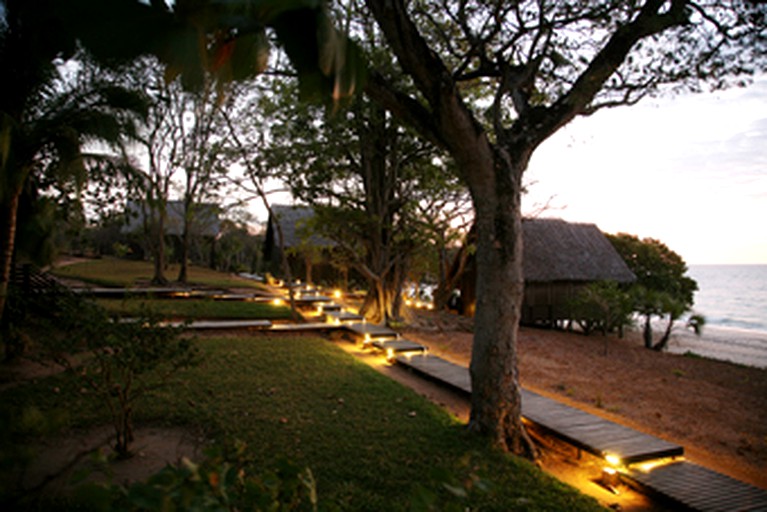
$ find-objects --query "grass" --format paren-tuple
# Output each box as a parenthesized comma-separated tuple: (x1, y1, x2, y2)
(2, 336, 603, 511)
(52, 257, 267, 290)
(96, 298, 293, 320)
(10, 259, 603, 509)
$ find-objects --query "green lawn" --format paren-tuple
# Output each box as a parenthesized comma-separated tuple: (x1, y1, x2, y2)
(96, 298, 293, 320)
(16, 259, 603, 509)
(2, 336, 603, 511)
(52, 257, 268, 290)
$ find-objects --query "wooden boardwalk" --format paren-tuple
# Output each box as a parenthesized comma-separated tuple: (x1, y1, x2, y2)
(324, 311, 364, 324)
(396, 353, 471, 394)
(164, 319, 273, 329)
(344, 322, 399, 342)
(396, 354, 767, 511)
(395, 354, 682, 463)
(520, 389, 683, 464)
(371, 339, 427, 357)
(627, 461, 767, 511)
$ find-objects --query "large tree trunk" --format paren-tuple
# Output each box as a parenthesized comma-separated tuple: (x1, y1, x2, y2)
(359, 267, 407, 325)
(177, 222, 190, 283)
(0, 189, 21, 359)
(466, 151, 536, 458)
(151, 205, 168, 286)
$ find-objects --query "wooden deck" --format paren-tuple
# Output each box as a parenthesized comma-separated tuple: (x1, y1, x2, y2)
(520, 389, 683, 464)
(164, 319, 272, 329)
(324, 311, 364, 324)
(395, 354, 471, 394)
(395, 354, 683, 463)
(396, 354, 767, 510)
(270, 322, 343, 332)
(292, 294, 333, 305)
(344, 322, 399, 342)
(371, 339, 427, 356)
(73, 287, 226, 298)
(627, 461, 767, 511)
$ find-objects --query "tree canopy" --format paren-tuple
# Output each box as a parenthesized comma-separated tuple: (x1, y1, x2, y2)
(361, 0, 765, 455)
(608, 233, 700, 350)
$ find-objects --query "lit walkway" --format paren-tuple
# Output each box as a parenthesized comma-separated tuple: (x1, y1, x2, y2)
(395, 353, 767, 512)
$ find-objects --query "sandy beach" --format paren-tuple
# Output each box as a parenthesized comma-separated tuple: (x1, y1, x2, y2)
(402, 314, 767, 490)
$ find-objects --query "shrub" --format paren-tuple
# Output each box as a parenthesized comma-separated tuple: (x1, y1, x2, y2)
(38, 297, 200, 458)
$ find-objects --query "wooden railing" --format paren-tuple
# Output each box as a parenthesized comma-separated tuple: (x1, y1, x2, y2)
(10, 264, 68, 296)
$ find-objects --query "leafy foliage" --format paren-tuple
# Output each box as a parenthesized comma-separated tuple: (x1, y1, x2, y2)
(79, 442, 319, 512)
(247, 76, 467, 322)
(33, 295, 200, 458)
(570, 281, 634, 336)
(607, 233, 701, 349)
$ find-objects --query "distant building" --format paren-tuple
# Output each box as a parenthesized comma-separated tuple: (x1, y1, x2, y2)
(122, 200, 221, 238)
(459, 218, 636, 325)
(122, 200, 221, 264)
(263, 205, 342, 284)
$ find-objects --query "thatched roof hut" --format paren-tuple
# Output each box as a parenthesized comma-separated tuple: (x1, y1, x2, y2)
(123, 200, 221, 237)
(522, 218, 635, 283)
(264, 205, 335, 252)
(459, 218, 635, 325)
(263, 205, 339, 284)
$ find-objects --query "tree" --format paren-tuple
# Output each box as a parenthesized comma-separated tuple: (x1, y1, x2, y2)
(259, 80, 463, 323)
(1, 0, 364, 331)
(607, 233, 700, 350)
(119, 58, 227, 285)
(0, 54, 147, 359)
(362, 0, 765, 455)
(175, 83, 228, 283)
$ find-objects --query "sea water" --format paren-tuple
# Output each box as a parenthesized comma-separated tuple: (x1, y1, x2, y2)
(662, 264, 767, 369)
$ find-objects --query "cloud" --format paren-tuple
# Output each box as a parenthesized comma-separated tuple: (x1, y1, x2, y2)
(524, 76, 767, 264)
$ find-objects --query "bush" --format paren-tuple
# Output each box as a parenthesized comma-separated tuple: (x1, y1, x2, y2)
(76, 441, 318, 512)
(37, 297, 200, 458)
(570, 281, 634, 336)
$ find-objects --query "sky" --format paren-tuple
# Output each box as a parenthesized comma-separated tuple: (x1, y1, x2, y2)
(245, 75, 767, 265)
(523, 76, 767, 265)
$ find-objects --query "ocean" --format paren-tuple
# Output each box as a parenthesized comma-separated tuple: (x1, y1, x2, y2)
(662, 264, 767, 369)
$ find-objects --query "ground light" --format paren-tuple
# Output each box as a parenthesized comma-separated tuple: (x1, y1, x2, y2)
(596, 453, 623, 494)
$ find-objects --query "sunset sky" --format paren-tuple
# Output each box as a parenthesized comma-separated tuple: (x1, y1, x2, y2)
(523, 75, 767, 265)
(249, 76, 767, 266)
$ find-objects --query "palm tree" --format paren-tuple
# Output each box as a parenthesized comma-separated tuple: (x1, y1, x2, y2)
(0, 48, 147, 357)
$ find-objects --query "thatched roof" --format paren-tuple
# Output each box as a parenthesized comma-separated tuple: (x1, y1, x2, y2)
(267, 205, 335, 249)
(523, 218, 635, 283)
(123, 200, 221, 237)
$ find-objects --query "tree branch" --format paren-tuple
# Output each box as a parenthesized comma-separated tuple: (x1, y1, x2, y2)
(364, 71, 445, 149)
(515, 0, 691, 150)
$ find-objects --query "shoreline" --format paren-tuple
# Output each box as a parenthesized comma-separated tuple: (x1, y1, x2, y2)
(659, 323, 767, 369)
